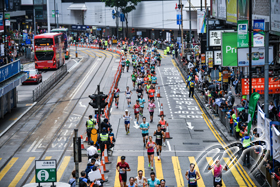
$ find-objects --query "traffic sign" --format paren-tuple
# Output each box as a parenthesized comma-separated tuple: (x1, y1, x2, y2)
(112, 10, 115, 19)
(35, 160, 57, 183)
(120, 13, 125, 22)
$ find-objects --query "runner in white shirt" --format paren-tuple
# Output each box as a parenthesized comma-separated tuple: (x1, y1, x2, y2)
(123, 109, 132, 135)
(134, 170, 147, 187)
(125, 86, 132, 108)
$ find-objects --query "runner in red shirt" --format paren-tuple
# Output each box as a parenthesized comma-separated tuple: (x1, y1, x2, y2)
(113, 86, 120, 108)
(116, 156, 131, 187)
(133, 100, 140, 124)
(148, 86, 156, 101)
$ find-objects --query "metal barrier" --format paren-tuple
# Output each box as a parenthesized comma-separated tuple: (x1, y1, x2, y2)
(33, 65, 68, 102)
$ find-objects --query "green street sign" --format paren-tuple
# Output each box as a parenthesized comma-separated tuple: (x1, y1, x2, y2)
(237, 20, 248, 48)
(5, 13, 10, 20)
(221, 32, 238, 67)
(35, 160, 57, 183)
(52, 10, 55, 18)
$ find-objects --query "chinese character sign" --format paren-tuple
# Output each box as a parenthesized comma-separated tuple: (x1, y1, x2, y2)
(242, 78, 280, 95)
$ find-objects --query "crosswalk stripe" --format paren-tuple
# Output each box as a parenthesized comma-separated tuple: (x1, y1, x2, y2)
(137, 156, 145, 177)
(154, 158, 164, 180)
(9, 157, 35, 187)
(188, 156, 205, 187)
(30, 156, 52, 183)
(114, 156, 121, 187)
(206, 157, 226, 187)
(0, 157, 18, 181)
(57, 156, 71, 182)
(172, 156, 184, 187)
(223, 157, 247, 186)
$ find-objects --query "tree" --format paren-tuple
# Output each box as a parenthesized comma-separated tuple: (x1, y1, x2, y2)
(102, 0, 141, 38)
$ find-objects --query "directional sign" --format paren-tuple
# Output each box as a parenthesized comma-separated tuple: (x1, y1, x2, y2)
(35, 160, 57, 183)
(112, 10, 115, 19)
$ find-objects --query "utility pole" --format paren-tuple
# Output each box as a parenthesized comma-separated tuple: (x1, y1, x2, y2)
(56, 3, 59, 28)
(73, 129, 80, 187)
(180, 0, 184, 54)
(249, 0, 252, 96)
(264, 22, 269, 117)
(200, 0, 202, 11)
(47, 0, 50, 32)
(206, 7, 209, 51)
(189, 0, 191, 49)
(54, 0, 56, 27)
(33, 7, 36, 35)
(97, 85, 102, 133)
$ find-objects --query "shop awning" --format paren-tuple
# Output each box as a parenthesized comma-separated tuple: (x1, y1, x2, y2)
(67, 4, 87, 11)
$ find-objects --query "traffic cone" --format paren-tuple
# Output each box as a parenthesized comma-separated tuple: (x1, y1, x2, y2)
(104, 144, 111, 164)
(165, 123, 172, 139)
(101, 152, 109, 173)
(159, 103, 165, 117)
(157, 87, 161, 98)
(81, 135, 85, 150)
(85, 136, 88, 142)
(100, 162, 108, 182)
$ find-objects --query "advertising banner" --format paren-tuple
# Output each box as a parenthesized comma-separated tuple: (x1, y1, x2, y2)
(226, 0, 237, 23)
(201, 53, 206, 65)
(214, 51, 222, 65)
(271, 0, 280, 33)
(0, 14, 3, 26)
(237, 46, 274, 66)
(221, 32, 238, 67)
(217, 0, 227, 19)
(272, 125, 280, 163)
(253, 19, 265, 47)
(242, 77, 280, 95)
(237, 20, 248, 48)
(206, 51, 213, 67)
(0, 60, 21, 83)
(212, 0, 218, 17)
(247, 92, 260, 133)
(197, 11, 206, 34)
(238, 0, 249, 20)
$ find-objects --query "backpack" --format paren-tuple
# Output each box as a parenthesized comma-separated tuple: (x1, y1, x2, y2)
(79, 178, 87, 187)
(190, 82, 194, 88)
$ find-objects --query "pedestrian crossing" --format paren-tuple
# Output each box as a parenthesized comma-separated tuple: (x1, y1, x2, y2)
(0, 156, 72, 187)
(112, 155, 253, 187)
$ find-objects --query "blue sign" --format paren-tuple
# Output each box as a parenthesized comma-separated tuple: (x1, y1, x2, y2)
(177, 14, 181, 25)
(120, 13, 125, 22)
(0, 60, 21, 83)
(112, 10, 115, 19)
(0, 14, 3, 26)
(97, 28, 102, 31)
(253, 19, 265, 30)
(56, 10, 59, 14)
(25, 39, 31, 44)
(71, 25, 87, 30)
(23, 33, 28, 41)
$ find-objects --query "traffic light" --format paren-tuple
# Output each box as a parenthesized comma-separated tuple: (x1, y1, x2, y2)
(99, 94, 108, 108)
(89, 94, 98, 108)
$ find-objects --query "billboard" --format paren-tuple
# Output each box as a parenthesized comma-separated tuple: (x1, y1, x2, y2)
(237, 46, 274, 66)
(271, 0, 280, 33)
(221, 32, 238, 67)
(226, 0, 237, 23)
(242, 78, 280, 95)
(214, 51, 222, 65)
(206, 51, 213, 67)
(217, 0, 227, 19)
(238, 0, 249, 20)
(212, 0, 218, 17)
(237, 20, 248, 48)
(0, 60, 21, 83)
(209, 30, 234, 46)
(197, 11, 206, 34)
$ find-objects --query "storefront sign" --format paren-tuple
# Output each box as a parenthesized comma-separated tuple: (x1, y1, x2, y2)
(238, 0, 249, 20)
(217, 0, 227, 19)
(209, 30, 222, 46)
(221, 32, 238, 67)
(237, 20, 248, 48)
(201, 53, 206, 65)
(212, 0, 218, 17)
(35, 160, 57, 183)
(206, 51, 213, 68)
(253, 19, 265, 47)
(226, 0, 237, 23)
(271, 0, 280, 33)
(237, 46, 274, 66)
(242, 78, 280, 95)
(214, 51, 222, 65)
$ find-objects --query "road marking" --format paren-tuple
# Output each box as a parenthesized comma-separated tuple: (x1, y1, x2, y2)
(26, 103, 33, 106)
(79, 102, 86, 108)
(206, 157, 226, 187)
(154, 158, 164, 180)
(137, 156, 145, 177)
(27, 138, 38, 152)
(57, 156, 71, 181)
(114, 156, 121, 187)
(223, 157, 247, 186)
(30, 156, 52, 183)
(31, 137, 44, 152)
(133, 121, 140, 129)
(172, 59, 255, 187)
(68, 57, 83, 72)
(187, 122, 194, 130)
(188, 156, 205, 187)
(0, 157, 18, 181)
(9, 157, 35, 187)
(9, 118, 17, 121)
(167, 141, 171, 151)
(172, 156, 184, 187)
(0, 158, 1, 161)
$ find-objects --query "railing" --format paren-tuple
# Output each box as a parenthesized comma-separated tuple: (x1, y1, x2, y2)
(33, 65, 68, 102)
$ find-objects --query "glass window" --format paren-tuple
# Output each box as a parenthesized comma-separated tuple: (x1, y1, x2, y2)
(35, 38, 54, 46)
(29, 70, 38, 76)
(35, 51, 54, 60)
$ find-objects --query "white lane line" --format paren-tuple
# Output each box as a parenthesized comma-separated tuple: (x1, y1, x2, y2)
(31, 137, 44, 152)
(68, 57, 83, 72)
(26, 138, 38, 152)
(167, 141, 171, 151)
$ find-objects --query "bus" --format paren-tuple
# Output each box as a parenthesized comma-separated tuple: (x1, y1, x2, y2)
(51, 28, 70, 59)
(34, 33, 65, 70)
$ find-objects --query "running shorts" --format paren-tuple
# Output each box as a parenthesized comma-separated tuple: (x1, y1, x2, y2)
(149, 112, 154, 116)
(156, 140, 162, 146)
(119, 174, 127, 183)
(161, 128, 166, 132)
(142, 133, 148, 137)
(147, 152, 154, 155)
(125, 121, 130, 125)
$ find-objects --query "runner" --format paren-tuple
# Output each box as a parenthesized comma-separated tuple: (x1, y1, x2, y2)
(151, 74, 157, 88)
(113, 86, 120, 109)
(133, 100, 140, 124)
(148, 86, 156, 102)
(121, 57, 126, 73)
(138, 94, 146, 116)
(208, 159, 228, 187)
(159, 115, 168, 147)
(127, 177, 136, 187)
(146, 136, 156, 171)
(145, 81, 152, 97)
(147, 99, 156, 123)
(135, 170, 147, 187)
(126, 58, 130, 72)
(136, 84, 144, 99)
(185, 163, 201, 187)
(125, 86, 132, 108)
(123, 109, 132, 135)
(132, 58, 137, 70)
(147, 172, 160, 187)
(140, 117, 150, 147)
(131, 71, 137, 90)
(153, 124, 165, 160)
(137, 75, 142, 89)
(157, 53, 162, 66)
(116, 156, 131, 187)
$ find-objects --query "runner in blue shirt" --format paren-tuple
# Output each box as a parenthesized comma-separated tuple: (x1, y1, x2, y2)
(151, 75, 157, 88)
(140, 117, 150, 147)
(138, 95, 146, 116)
(147, 172, 160, 187)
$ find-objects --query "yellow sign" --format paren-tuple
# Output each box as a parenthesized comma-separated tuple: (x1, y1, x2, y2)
(91, 129, 98, 144)
(226, 0, 237, 23)
(113, 39, 117, 44)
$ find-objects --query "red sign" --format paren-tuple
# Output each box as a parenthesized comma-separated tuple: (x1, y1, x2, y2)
(242, 78, 280, 95)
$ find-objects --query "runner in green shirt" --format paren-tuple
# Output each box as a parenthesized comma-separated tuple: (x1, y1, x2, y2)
(126, 59, 130, 72)
(131, 71, 137, 90)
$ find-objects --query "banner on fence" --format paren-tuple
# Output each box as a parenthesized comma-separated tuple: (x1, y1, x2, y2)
(272, 125, 280, 163)
(247, 92, 260, 133)
(257, 105, 265, 139)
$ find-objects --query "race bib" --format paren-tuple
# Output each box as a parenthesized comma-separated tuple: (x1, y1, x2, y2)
(156, 135, 161, 139)
(115, 92, 119, 96)
(119, 169, 125, 174)
(151, 93, 154, 96)
(215, 177, 221, 182)
(136, 108, 139, 112)
(138, 93, 142, 96)
(189, 177, 195, 183)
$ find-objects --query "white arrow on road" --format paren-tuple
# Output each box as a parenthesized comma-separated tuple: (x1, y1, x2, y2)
(187, 122, 194, 130)
(134, 121, 140, 129)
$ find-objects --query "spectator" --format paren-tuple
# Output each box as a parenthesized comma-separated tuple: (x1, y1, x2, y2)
(227, 91, 235, 108)
(85, 159, 96, 178)
(79, 170, 89, 187)
(271, 167, 280, 186)
(273, 94, 279, 112)
(87, 141, 98, 160)
(68, 170, 76, 187)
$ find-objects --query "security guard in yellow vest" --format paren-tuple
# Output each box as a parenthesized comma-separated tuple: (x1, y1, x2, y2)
(105, 40, 108, 49)
(98, 127, 109, 159)
(241, 133, 251, 167)
(86, 115, 96, 144)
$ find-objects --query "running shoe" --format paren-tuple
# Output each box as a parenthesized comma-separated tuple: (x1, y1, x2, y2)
(151, 167, 153, 171)
(158, 156, 160, 160)
(128, 105, 130, 108)
(163, 142, 166, 147)
(126, 131, 128, 135)
(148, 163, 151, 168)
(144, 143, 146, 147)
(128, 130, 130, 134)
